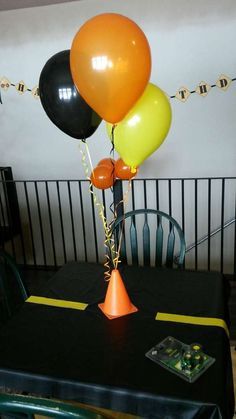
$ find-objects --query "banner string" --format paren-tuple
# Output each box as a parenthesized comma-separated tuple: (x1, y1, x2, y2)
(169, 75, 236, 102)
(0, 74, 235, 104)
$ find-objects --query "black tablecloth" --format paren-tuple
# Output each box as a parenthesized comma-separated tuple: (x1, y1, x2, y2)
(0, 263, 234, 418)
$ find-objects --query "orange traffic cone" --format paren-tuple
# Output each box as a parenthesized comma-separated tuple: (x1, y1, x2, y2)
(98, 269, 138, 319)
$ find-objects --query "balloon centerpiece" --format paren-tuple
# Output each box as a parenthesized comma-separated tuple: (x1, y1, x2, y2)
(39, 13, 172, 319)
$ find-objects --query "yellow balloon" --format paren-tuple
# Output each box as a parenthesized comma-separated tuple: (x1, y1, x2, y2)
(106, 83, 172, 169)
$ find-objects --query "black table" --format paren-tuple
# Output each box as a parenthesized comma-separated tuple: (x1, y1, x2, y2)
(0, 263, 234, 418)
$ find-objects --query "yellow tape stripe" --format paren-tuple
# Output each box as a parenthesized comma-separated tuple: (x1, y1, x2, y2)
(26, 296, 88, 311)
(155, 312, 229, 337)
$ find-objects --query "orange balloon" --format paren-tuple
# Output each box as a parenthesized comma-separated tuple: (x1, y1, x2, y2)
(98, 158, 115, 168)
(70, 13, 151, 123)
(115, 158, 138, 180)
(90, 165, 115, 189)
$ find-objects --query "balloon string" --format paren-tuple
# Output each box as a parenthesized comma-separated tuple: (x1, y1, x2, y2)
(78, 136, 130, 274)
(109, 124, 116, 216)
(112, 179, 132, 269)
(110, 124, 116, 155)
(79, 142, 114, 279)
(106, 123, 131, 268)
(109, 159, 116, 217)
(78, 142, 118, 280)
(84, 144, 118, 271)
(106, 179, 132, 270)
(84, 141, 94, 172)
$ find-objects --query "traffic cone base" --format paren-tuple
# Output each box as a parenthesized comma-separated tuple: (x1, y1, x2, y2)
(98, 269, 138, 320)
(98, 301, 138, 319)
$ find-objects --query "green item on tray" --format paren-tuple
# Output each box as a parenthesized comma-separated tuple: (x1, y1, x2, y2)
(145, 336, 215, 383)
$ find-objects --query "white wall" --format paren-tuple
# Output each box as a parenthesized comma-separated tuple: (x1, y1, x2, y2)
(0, 0, 236, 180)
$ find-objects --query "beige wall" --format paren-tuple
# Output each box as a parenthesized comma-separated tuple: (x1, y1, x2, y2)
(0, 0, 236, 180)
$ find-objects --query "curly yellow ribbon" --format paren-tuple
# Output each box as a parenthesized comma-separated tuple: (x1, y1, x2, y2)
(109, 179, 132, 269)
(78, 142, 119, 279)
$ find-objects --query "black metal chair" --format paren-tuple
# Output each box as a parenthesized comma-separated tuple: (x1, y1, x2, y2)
(0, 250, 28, 322)
(0, 393, 107, 418)
(111, 209, 186, 268)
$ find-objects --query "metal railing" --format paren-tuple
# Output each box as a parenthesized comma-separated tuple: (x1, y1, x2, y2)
(185, 216, 236, 253)
(0, 171, 235, 277)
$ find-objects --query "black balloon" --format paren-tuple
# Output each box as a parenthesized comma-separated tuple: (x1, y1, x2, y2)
(39, 50, 102, 139)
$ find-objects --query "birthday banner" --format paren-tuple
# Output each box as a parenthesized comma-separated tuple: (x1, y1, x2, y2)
(0, 74, 235, 103)
(0, 77, 39, 101)
(171, 74, 235, 102)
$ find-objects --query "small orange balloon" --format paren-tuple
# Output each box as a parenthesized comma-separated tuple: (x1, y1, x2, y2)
(70, 13, 151, 123)
(115, 158, 138, 180)
(98, 158, 115, 168)
(90, 165, 115, 190)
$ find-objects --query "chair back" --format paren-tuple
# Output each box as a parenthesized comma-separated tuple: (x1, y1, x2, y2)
(0, 393, 107, 418)
(0, 250, 28, 321)
(111, 209, 186, 268)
